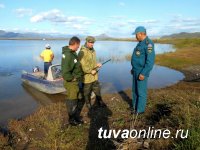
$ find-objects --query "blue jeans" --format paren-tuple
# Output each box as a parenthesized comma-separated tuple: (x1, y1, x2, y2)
(44, 62, 52, 75)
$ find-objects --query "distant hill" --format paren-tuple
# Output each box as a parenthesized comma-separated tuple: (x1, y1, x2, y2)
(0, 30, 111, 40)
(0, 30, 116, 40)
(2, 30, 200, 40)
(161, 32, 200, 39)
(0, 30, 23, 38)
(94, 34, 132, 41)
(95, 34, 111, 39)
(0, 30, 54, 39)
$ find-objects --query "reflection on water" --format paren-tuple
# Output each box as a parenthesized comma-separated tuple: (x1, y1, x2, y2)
(22, 84, 65, 106)
(100, 63, 184, 94)
(0, 40, 182, 126)
(96, 41, 175, 62)
(0, 72, 13, 77)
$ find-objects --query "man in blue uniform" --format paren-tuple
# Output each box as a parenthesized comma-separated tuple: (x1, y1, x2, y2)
(131, 26, 155, 114)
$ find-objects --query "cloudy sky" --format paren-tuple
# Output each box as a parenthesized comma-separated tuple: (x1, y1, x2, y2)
(0, 0, 200, 37)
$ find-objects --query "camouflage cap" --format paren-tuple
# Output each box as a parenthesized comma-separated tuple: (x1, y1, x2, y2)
(86, 36, 96, 43)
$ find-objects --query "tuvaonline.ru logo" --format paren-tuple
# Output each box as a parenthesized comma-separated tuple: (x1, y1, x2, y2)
(98, 127, 188, 139)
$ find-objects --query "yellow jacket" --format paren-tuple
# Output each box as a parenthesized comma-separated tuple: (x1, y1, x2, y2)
(40, 49, 54, 62)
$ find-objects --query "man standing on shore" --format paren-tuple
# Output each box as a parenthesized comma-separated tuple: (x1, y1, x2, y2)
(61, 36, 84, 126)
(131, 26, 155, 114)
(78, 36, 106, 109)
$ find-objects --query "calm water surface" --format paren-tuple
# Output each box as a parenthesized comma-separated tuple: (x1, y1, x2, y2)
(0, 40, 184, 126)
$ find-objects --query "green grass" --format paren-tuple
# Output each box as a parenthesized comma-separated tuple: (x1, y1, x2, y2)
(154, 38, 200, 48)
(124, 38, 200, 70)
(174, 126, 200, 150)
(155, 38, 200, 69)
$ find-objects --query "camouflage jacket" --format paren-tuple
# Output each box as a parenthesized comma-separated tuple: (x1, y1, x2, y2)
(78, 45, 98, 83)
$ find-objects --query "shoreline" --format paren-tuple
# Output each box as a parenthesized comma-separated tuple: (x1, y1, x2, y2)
(0, 38, 200, 149)
(0, 38, 134, 41)
(0, 37, 199, 43)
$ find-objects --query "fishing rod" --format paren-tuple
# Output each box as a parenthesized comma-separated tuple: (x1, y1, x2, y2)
(101, 59, 111, 66)
(93, 59, 111, 70)
(84, 59, 111, 74)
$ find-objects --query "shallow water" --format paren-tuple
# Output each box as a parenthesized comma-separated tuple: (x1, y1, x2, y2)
(0, 40, 184, 126)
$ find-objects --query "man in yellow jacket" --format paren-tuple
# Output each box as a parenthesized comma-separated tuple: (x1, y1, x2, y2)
(40, 44, 54, 77)
(78, 36, 106, 109)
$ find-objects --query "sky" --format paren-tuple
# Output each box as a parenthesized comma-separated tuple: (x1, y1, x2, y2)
(0, 0, 200, 37)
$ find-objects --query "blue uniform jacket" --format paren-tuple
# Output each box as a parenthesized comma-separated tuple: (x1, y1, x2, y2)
(131, 36, 155, 77)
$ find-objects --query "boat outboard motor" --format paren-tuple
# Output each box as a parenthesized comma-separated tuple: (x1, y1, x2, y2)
(33, 66, 40, 73)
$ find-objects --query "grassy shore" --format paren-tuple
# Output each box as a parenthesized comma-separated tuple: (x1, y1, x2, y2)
(155, 38, 200, 70)
(0, 38, 200, 149)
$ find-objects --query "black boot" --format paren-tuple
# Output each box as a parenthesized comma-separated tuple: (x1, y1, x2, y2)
(76, 99, 84, 116)
(96, 96, 106, 107)
(74, 100, 84, 124)
(74, 116, 84, 124)
(69, 115, 79, 126)
(66, 99, 80, 126)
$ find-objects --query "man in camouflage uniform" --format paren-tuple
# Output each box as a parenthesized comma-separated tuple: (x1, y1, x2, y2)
(78, 36, 106, 109)
(61, 36, 84, 126)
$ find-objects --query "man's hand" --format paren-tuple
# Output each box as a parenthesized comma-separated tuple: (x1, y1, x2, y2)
(96, 63, 102, 68)
(91, 70, 97, 75)
(139, 74, 145, 80)
(40, 55, 44, 60)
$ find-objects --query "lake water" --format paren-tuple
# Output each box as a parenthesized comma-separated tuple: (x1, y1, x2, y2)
(0, 40, 184, 126)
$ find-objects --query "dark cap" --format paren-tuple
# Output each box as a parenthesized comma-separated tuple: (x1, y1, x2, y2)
(86, 36, 96, 43)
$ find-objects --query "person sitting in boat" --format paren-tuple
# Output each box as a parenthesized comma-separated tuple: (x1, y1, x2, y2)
(40, 44, 54, 77)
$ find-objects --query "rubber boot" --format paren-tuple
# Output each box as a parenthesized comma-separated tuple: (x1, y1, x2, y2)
(96, 96, 106, 107)
(66, 99, 79, 126)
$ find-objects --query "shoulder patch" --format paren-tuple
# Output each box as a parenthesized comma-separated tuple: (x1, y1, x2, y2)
(62, 54, 65, 59)
(148, 49, 152, 53)
(135, 49, 141, 56)
(148, 44, 153, 53)
(148, 44, 153, 51)
(74, 59, 77, 63)
(148, 44, 153, 48)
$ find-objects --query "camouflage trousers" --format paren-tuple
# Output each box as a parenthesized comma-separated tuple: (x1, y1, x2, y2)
(83, 80, 102, 104)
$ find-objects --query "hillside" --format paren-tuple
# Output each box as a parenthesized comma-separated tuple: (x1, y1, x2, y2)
(0, 30, 53, 39)
(0, 30, 110, 40)
(161, 32, 200, 39)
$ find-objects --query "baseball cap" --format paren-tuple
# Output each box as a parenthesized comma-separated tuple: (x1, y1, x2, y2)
(132, 26, 146, 35)
(86, 36, 96, 43)
(45, 44, 51, 49)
